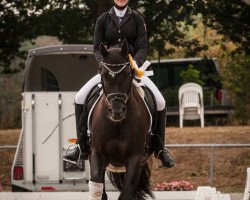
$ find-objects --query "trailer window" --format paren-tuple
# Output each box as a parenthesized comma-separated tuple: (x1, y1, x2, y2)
(41, 68, 59, 91)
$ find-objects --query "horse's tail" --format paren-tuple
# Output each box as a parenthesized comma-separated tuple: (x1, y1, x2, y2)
(107, 163, 154, 200)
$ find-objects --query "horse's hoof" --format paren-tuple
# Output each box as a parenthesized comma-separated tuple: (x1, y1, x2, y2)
(102, 193, 108, 200)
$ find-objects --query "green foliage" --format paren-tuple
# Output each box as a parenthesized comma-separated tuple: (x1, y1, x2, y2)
(223, 52, 250, 125)
(0, 1, 31, 73)
(162, 87, 179, 107)
(1, 0, 250, 128)
(180, 65, 204, 85)
(0, 73, 22, 129)
(163, 65, 221, 107)
(203, 89, 220, 106)
(202, 0, 250, 54)
(162, 85, 220, 107)
(2, 0, 250, 74)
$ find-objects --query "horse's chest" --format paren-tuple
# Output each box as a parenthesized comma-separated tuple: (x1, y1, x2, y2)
(105, 139, 141, 163)
(97, 136, 143, 158)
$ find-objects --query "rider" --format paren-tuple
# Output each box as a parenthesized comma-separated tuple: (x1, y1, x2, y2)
(63, 0, 175, 168)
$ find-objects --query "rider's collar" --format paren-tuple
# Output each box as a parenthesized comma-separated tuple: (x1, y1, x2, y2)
(113, 6, 128, 17)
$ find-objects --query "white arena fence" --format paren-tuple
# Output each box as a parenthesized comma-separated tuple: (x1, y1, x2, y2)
(165, 143, 250, 186)
(1, 143, 250, 187)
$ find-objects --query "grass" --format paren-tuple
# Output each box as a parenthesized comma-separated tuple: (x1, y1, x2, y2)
(0, 126, 250, 192)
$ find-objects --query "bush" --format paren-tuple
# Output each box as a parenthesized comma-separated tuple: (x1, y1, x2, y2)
(180, 65, 203, 86)
(162, 87, 179, 107)
(0, 73, 22, 129)
(223, 53, 250, 125)
(162, 65, 205, 107)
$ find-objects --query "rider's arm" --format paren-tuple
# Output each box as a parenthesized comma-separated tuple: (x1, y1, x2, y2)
(133, 12, 148, 67)
(94, 13, 107, 64)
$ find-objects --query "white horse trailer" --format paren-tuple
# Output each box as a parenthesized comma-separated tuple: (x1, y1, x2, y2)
(11, 45, 105, 191)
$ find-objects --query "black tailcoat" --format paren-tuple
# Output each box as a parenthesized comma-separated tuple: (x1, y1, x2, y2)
(94, 7, 147, 66)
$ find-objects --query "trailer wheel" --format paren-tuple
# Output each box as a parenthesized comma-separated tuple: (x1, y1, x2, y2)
(11, 185, 30, 192)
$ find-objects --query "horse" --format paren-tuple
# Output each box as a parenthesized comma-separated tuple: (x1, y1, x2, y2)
(88, 40, 155, 200)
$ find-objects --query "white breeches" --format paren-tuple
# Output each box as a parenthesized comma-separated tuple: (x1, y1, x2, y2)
(140, 76, 166, 110)
(75, 74, 101, 104)
(74, 74, 166, 111)
(88, 181, 103, 200)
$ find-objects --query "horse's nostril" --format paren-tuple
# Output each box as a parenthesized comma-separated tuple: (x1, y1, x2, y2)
(108, 107, 112, 113)
(122, 107, 126, 113)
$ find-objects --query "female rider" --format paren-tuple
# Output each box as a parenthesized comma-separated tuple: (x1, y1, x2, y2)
(63, 0, 175, 168)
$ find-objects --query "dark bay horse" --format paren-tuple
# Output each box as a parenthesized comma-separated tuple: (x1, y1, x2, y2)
(88, 40, 154, 200)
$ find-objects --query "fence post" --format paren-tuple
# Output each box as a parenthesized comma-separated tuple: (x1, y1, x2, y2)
(243, 168, 250, 200)
(210, 146, 215, 186)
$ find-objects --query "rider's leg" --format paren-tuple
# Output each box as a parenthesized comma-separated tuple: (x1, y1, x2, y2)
(63, 74, 101, 163)
(140, 76, 175, 168)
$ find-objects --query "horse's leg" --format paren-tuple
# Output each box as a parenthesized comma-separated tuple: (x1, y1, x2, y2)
(102, 181, 108, 200)
(89, 150, 107, 200)
(118, 156, 141, 200)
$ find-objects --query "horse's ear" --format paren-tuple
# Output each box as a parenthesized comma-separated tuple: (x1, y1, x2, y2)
(121, 39, 128, 57)
(100, 43, 108, 57)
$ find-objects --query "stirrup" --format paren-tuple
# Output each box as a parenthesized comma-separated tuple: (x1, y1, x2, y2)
(63, 143, 82, 166)
(157, 148, 175, 168)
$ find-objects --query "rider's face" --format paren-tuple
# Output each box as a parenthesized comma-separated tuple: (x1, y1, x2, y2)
(114, 0, 129, 7)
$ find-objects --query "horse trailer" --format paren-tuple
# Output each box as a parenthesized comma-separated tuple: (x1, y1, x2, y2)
(11, 45, 114, 191)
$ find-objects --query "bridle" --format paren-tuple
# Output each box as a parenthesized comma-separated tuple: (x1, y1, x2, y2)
(99, 61, 134, 108)
(100, 61, 130, 78)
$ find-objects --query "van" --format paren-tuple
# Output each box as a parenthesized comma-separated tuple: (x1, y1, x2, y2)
(11, 45, 114, 191)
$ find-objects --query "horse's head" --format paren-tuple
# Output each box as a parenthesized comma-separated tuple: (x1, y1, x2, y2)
(99, 40, 134, 123)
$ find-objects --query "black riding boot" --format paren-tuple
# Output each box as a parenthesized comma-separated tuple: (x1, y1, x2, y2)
(154, 108, 175, 168)
(63, 103, 90, 164)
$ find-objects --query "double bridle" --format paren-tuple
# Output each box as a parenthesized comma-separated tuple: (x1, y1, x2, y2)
(99, 61, 134, 107)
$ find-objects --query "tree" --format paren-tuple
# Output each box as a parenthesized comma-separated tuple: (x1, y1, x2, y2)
(142, 0, 205, 57)
(1, 0, 250, 74)
(223, 53, 250, 125)
(201, 0, 250, 54)
(0, 1, 32, 73)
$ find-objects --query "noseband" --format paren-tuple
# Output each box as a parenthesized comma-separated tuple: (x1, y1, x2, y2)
(99, 61, 133, 107)
(106, 93, 129, 106)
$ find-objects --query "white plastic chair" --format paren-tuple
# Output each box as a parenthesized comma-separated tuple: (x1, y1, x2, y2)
(178, 82, 204, 128)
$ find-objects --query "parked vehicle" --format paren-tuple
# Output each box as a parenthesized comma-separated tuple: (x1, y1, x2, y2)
(11, 45, 114, 191)
(149, 58, 234, 121)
